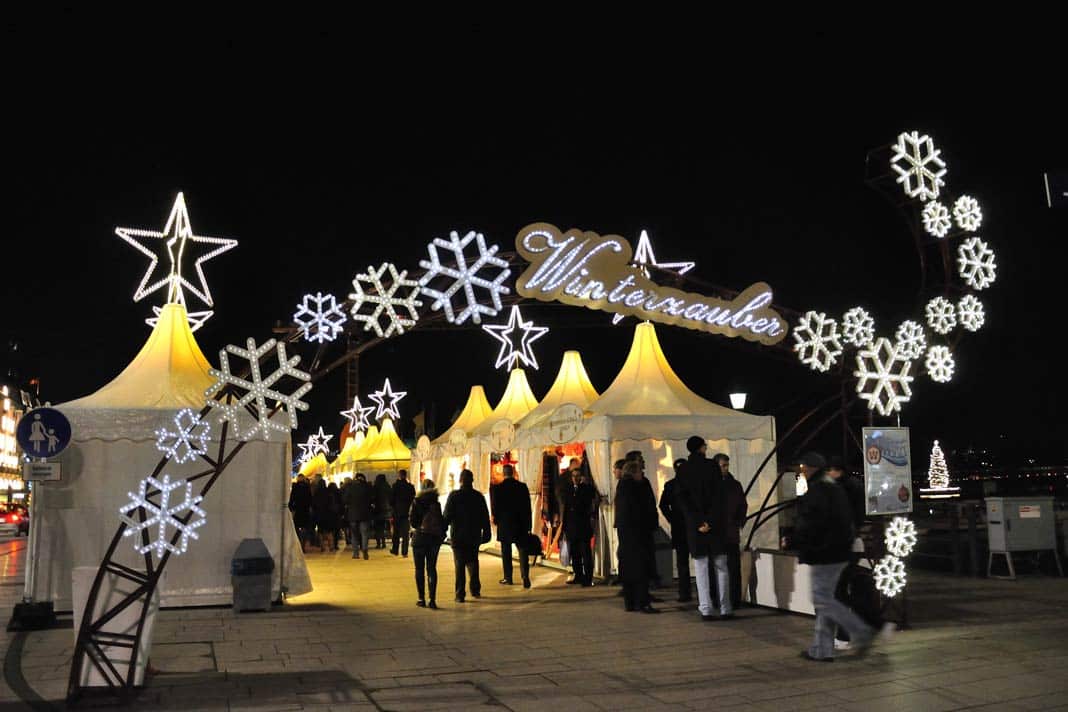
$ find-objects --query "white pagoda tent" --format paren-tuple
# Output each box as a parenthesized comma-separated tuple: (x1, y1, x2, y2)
(411, 385, 494, 489)
(469, 368, 540, 493)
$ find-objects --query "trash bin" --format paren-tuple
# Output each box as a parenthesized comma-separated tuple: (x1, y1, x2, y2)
(231, 538, 274, 612)
(653, 527, 674, 588)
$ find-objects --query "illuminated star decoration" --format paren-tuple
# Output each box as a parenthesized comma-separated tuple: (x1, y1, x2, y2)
(146, 306, 214, 333)
(368, 378, 407, 421)
(612, 229, 696, 325)
(297, 426, 332, 463)
(340, 396, 375, 434)
(482, 305, 550, 371)
(116, 192, 238, 308)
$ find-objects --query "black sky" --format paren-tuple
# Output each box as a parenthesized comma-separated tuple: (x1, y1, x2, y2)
(5, 23, 1066, 464)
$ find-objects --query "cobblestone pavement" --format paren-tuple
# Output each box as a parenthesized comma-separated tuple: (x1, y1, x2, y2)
(2, 538, 1067, 710)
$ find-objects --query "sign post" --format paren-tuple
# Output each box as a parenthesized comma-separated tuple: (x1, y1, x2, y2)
(862, 427, 913, 516)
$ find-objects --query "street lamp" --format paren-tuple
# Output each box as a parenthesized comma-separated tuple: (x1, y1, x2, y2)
(729, 392, 747, 410)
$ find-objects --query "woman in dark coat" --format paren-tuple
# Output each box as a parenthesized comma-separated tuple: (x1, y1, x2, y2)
(310, 477, 335, 552)
(615, 461, 661, 613)
(410, 478, 444, 609)
(373, 474, 392, 549)
(327, 482, 344, 551)
(288, 475, 313, 552)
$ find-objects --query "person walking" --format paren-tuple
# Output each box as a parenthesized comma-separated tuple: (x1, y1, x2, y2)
(659, 458, 691, 602)
(372, 474, 392, 549)
(677, 436, 733, 621)
(558, 463, 597, 586)
(390, 469, 416, 557)
(793, 452, 875, 661)
(490, 464, 532, 587)
(713, 453, 747, 609)
(344, 473, 373, 559)
(310, 476, 332, 552)
(616, 460, 660, 613)
(410, 478, 445, 609)
(443, 469, 492, 602)
(288, 474, 313, 553)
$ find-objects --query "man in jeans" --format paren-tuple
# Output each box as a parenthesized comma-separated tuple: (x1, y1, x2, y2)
(677, 436, 733, 621)
(390, 470, 416, 557)
(794, 452, 875, 661)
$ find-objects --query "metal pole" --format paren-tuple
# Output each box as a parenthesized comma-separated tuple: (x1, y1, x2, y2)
(23, 477, 43, 603)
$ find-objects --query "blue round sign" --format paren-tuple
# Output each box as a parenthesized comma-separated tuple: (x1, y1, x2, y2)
(16, 408, 73, 459)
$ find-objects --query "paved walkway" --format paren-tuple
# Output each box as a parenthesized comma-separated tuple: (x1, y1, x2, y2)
(2, 539, 1068, 710)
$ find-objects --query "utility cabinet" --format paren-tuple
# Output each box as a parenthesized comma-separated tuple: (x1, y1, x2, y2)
(985, 497, 1063, 579)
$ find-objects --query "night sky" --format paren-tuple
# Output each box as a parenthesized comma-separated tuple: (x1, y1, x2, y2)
(5, 27, 1066, 466)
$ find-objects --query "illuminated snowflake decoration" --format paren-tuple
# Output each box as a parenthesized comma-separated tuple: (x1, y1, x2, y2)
(368, 378, 407, 421)
(205, 338, 312, 441)
(885, 517, 918, 557)
(294, 292, 347, 343)
(953, 195, 983, 232)
(924, 345, 955, 383)
(418, 230, 511, 325)
(154, 408, 211, 464)
(958, 295, 985, 332)
(297, 426, 332, 463)
(921, 201, 952, 238)
(482, 305, 550, 370)
(841, 307, 875, 348)
(957, 237, 997, 290)
(792, 311, 843, 373)
(890, 131, 947, 202)
(340, 396, 375, 434)
(873, 555, 907, 597)
(925, 297, 957, 335)
(854, 337, 914, 416)
(894, 320, 927, 360)
(349, 263, 423, 338)
(119, 474, 207, 557)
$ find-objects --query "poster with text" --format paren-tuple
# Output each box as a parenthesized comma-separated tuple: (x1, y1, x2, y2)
(863, 427, 913, 515)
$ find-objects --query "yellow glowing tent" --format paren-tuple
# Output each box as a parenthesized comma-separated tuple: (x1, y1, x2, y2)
(354, 418, 410, 480)
(517, 350, 600, 430)
(329, 430, 365, 480)
(431, 385, 494, 448)
(471, 368, 539, 437)
(299, 452, 329, 478)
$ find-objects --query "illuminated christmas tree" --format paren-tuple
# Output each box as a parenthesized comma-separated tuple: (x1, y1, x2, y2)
(927, 440, 949, 489)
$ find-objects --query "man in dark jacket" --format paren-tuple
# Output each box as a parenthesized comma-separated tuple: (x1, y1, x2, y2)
(676, 436, 733, 620)
(794, 452, 875, 661)
(659, 458, 691, 602)
(343, 473, 373, 559)
(558, 463, 597, 586)
(490, 464, 532, 587)
(616, 460, 661, 613)
(443, 469, 492, 602)
(390, 470, 416, 557)
(713, 453, 748, 609)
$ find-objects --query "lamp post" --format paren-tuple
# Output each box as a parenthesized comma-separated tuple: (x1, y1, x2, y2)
(729, 392, 747, 410)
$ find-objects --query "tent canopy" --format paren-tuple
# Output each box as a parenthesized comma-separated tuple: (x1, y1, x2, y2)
(471, 368, 539, 436)
(359, 417, 410, 462)
(431, 385, 493, 447)
(299, 452, 329, 477)
(518, 350, 600, 430)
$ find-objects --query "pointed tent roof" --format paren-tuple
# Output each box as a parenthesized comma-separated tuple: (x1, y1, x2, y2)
(519, 351, 600, 429)
(431, 385, 494, 447)
(62, 303, 214, 409)
(359, 418, 411, 462)
(348, 425, 380, 464)
(299, 452, 329, 477)
(472, 368, 540, 436)
(331, 430, 365, 472)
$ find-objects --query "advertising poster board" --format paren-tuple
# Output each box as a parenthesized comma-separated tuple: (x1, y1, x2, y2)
(863, 427, 913, 515)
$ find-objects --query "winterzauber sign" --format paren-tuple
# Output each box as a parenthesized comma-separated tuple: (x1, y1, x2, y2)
(515, 223, 787, 345)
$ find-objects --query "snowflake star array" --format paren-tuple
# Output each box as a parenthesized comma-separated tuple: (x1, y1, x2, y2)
(885, 517, 918, 557)
(792, 311, 843, 372)
(205, 338, 312, 441)
(841, 307, 875, 348)
(953, 195, 983, 231)
(874, 555, 907, 597)
(958, 295, 985, 332)
(854, 337, 915, 416)
(418, 230, 511, 325)
(925, 345, 955, 383)
(958, 237, 997, 290)
(894, 320, 927, 360)
(921, 201, 952, 238)
(119, 474, 207, 557)
(349, 263, 423, 338)
(340, 396, 375, 434)
(154, 408, 211, 464)
(294, 292, 347, 343)
(925, 297, 957, 335)
(890, 131, 947, 202)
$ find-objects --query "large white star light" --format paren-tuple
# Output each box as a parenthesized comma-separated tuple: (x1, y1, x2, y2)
(297, 426, 332, 463)
(418, 230, 511, 325)
(854, 337, 915, 416)
(116, 192, 238, 308)
(368, 378, 407, 421)
(612, 230, 697, 325)
(890, 131, 947, 202)
(482, 305, 550, 371)
(349, 263, 423, 338)
(119, 474, 207, 557)
(340, 396, 375, 434)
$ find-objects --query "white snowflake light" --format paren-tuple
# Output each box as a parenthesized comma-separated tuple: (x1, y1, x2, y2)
(612, 230, 696, 325)
(418, 230, 511, 325)
(482, 305, 550, 370)
(958, 236, 997, 290)
(925, 297, 957, 335)
(894, 320, 927, 360)
(146, 306, 213, 333)
(873, 555, 907, 597)
(294, 292, 347, 343)
(840, 307, 874, 348)
(890, 131, 948, 202)
(953, 195, 983, 232)
(154, 408, 211, 464)
(340, 396, 375, 434)
(349, 263, 423, 338)
(921, 201, 952, 238)
(925, 345, 955, 383)
(116, 192, 238, 308)
(368, 378, 407, 421)
(205, 338, 313, 440)
(885, 517, 918, 558)
(958, 295, 985, 332)
(854, 337, 915, 416)
(119, 474, 207, 557)
(792, 311, 843, 372)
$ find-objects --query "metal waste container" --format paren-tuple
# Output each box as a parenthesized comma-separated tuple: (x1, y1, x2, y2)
(231, 538, 274, 612)
(653, 527, 673, 587)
